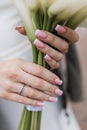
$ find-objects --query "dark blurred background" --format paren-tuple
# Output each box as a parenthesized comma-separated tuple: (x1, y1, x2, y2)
(71, 27, 87, 130)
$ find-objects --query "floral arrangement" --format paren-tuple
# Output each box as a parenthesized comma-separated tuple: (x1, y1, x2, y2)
(13, 0, 87, 130)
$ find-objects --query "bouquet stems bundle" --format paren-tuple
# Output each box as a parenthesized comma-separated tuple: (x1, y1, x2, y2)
(13, 0, 87, 130)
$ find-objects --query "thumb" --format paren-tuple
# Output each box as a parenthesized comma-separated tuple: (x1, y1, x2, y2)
(16, 26, 26, 35)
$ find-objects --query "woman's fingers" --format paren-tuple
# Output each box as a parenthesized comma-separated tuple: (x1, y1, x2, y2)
(34, 39, 64, 61)
(16, 26, 64, 68)
(1, 91, 44, 106)
(16, 27, 26, 35)
(35, 30, 69, 54)
(16, 25, 79, 44)
(19, 60, 62, 85)
(16, 26, 78, 69)
(55, 24, 79, 43)
(2, 59, 63, 96)
(16, 25, 79, 52)
(0, 77, 59, 105)
(1, 59, 62, 86)
(7, 82, 58, 103)
(17, 69, 63, 96)
(0, 76, 61, 105)
(44, 55, 60, 69)
(0, 59, 63, 105)
(18, 84, 58, 102)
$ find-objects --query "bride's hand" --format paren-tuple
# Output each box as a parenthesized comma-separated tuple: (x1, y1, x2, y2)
(16, 25, 79, 69)
(0, 59, 63, 106)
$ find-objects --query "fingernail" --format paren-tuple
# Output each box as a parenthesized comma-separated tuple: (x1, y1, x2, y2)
(55, 24, 66, 33)
(49, 97, 58, 102)
(35, 29, 48, 39)
(44, 54, 52, 61)
(55, 89, 63, 96)
(34, 39, 45, 49)
(16, 26, 22, 30)
(55, 78, 63, 85)
(37, 102, 45, 106)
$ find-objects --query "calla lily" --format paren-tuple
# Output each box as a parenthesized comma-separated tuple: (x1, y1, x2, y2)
(13, 0, 35, 42)
(48, 0, 87, 18)
(40, 0, 55, 11)
(13, 0, 87, 130)
(65, 6, 87, 29)
(25, 0, 41, 14)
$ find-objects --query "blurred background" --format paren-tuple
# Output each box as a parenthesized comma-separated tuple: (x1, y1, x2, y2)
(71, 27, 87, 130)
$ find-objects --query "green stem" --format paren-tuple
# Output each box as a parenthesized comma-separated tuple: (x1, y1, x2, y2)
(37, 111, 42, 130)
(42, 9, 49, 68)
(18, 107, 32, 130)
(30, 112, 35, 130)
(43, 9, 48, 30)
(65, 7, 87, 29)
(46, 17, 54, 32)
(18, 107, 26, 130)
(33, 112, 37, 130)
(32, 44, 38, 63)
(33, 10, 41, 29)
(25, 109, 32, 130)
(18, 7, 52, 130)
(30, 9, 43, 130)
(38, 51, 43, 65)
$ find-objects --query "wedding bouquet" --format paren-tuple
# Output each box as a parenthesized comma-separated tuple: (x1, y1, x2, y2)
(13, 0, 87, 130)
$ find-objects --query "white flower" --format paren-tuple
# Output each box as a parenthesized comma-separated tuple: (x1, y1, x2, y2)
(25, 0, 40, 13)
(48, 0, 87, 19)
(13, 0, 35, 42)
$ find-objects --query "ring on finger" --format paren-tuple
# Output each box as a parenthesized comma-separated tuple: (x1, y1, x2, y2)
(19, 84, 26, 96)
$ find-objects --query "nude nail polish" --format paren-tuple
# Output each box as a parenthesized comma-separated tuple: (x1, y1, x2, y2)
(55, 24, 66, 33)
(16, 26, 22, 30)
(37, 102, 45, 106)
(55, 78, 63, 85)
(49, 97, 58, 102)
(34, 39, 45, 48)
(55, 89, 63, 96)
(44, 54, 52, 61)
(35, 30, 48, 39)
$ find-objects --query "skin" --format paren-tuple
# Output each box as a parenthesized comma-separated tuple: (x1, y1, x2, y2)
(16, 25, 79, 69)
(0, 25, 79, 106)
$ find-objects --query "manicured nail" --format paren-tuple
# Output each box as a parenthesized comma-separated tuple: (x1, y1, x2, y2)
(35, 29, 48, 39)
(44, 54, 52, 61)
(34, 39, 45, 48)
(55, 89, 63, 96)
(37, 102, 45, 106)
(55, 24, 66, 33)
(16, 26, 22, 30)
(55, 78, 63, 85)
(49, 97, 58, 102)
